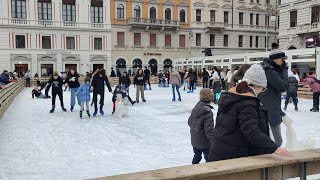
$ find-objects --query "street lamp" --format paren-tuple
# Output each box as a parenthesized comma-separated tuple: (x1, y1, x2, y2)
(266, 5, 276, 52)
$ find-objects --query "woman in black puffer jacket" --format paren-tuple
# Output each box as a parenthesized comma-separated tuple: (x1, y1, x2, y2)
(208, 64, 289, 162)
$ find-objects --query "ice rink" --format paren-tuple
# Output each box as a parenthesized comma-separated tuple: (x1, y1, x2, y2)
(0, 86, 320, 180)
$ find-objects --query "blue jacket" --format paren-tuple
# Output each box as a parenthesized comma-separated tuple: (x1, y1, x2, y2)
(77, 83, 91, 102)
(0, 73, 10, 84)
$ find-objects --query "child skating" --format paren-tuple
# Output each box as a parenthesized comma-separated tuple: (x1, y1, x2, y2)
(47, 71, 67, 113)
(112, 85, 128, 118)
(77, 77, 92, 118)
(284, 72, 299, 111)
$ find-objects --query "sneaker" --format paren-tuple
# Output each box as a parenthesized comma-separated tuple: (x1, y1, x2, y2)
(62, 107, 67, 112)
(86, 110, 91, 117)
(142, 99, 146, 102)
(93, 111, 98, 117)
(50, 106, 55, 113)
(80, 111, 83, 118)
(70, 106, 74, 112)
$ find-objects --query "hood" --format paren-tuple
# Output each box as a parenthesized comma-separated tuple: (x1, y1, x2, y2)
(193, 102, 213, 117)
(261, 58, 281, 70)
(218, 87, 258, 112)
(288, 76, 297, 83)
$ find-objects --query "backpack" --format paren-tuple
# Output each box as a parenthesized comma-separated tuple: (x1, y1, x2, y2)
(313, 77, 320, 84)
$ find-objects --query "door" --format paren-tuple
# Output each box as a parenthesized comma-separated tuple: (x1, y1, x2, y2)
(14, 64, 28, 77)
(93, 64, 104, 72)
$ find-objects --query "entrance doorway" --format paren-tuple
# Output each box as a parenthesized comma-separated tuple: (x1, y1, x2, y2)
(41, 64, 54, 77)
(149, 59, 158, 75)
(14, 64, 28, 77)
(163, 59, 172, 72)
(93, 64, 104, 72)
(116, 59, 127, 75)
(65, 64, 77, 73)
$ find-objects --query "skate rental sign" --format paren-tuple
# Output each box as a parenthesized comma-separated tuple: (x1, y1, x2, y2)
(143, 52, 162, 56)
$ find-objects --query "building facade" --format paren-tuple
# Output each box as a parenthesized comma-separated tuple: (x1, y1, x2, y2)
(190, 0, 279, 57)
(278, 0, 320, 49)
(110, 0, 191, 75)
(0, 0, 112, 77)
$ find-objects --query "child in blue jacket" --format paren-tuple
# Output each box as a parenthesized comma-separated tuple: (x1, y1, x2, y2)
(77, 77, 91, 118)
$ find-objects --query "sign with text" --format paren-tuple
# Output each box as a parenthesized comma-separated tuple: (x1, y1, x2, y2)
(144, 52, 162, 56)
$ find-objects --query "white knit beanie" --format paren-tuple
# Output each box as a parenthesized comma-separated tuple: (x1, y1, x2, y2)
(242, 64, 267, 88)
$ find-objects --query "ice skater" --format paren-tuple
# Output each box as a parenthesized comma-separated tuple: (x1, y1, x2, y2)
(169, 68, 182, 101)
(112, 85, 128, 118)
(284, 71, 299, 111)
(134, 69, 146, 103)
(188, 88, 214, 164)
(119, 71, 136, 105)
(212, 77, 222, 103)
(303, 73, 320, 112)
(91, 69, 112, 116)
(77, 77, 92, 118)
(64, 68, 81, 111)
(47, 71, 67, 113)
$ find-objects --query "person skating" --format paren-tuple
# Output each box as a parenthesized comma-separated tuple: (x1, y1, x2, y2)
(187, 69, 197, 93)
(36, 80, 51, 98)
(112, 85, 125, 114)
(119, 72, 136, 105)
(188, 88, 214, 164)
(258, 50, 288, 147)
(183, 71, 189, 91)
(212, 77, 222, 103)
(64, 68, 81, 112)
(91, 69, 112, 116)
(200, 68, 209, 88)
(208, 64, 289, 162)
(303, 73, 320, 112)
(284, 71, 299, 111)
(144, 66, 151, 90)
(76, 77, 92, 118)
(134, 69, 146, 103)
(169, 69, 182, 101)
(47, 71, 67, 113)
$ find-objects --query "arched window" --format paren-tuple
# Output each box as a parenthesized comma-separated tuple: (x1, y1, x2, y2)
(165, 8, 171, 20)
(150, 7, 156, 19)
(148, 59, 158, 75)
(163, 59, 172, 71)
(134, 5, 140, 19)
(117, 4, 124, 19)
(179, 9, 186, 23)
(132, 59, 142, 68)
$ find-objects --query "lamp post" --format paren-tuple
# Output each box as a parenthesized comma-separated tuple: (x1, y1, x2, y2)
(266, 4, 276, 52)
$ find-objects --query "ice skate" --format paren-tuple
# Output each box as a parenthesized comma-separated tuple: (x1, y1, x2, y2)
(100, 107, 104, 115)
(70, 106, 74, 112)
(93, 111, 98, 117)
(50, 106, 55, 113)
(294, 105, 298, 111)
(80, 111, 82, 118)
(86, 110, 91, 117)
(142, 99, 146, 102)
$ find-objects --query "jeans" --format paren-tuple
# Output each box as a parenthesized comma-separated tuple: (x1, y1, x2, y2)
(172, 84, 181, 101)
(70, 87, 80, 107)
(189, 81, 195, 91)
(203, 78, 208, 88)
(285, 93, 298, 106)
(313, 92, 320, 109)
(192, 147, 209, 164)
(80, 101, 89, 111)
(271, 124, 282, 147)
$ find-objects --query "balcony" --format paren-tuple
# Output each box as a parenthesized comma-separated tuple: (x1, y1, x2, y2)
(0, 18, 110, 30)
(193, 22, 276, 32)
(128, 17, 179, 30)
(298, 22, 320, 34)
(205, 22, 225, 32)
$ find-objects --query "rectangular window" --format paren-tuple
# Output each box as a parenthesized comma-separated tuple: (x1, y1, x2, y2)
(38, 1, 52, 20)
(210, 10, 215, 22)
(255, 36, 259, 48)
(256, 14, 259, 25)
(278, 0, 281, 5)
(134, 33, 141, 47)
(290, 11, 297, 27)
(266, 0, 269, 4)
(196, 33, 201, 46)
(62, 0, 76, 22)
(196, 9, 201, 22)
(15, 35, 25, 48)
(165, 34, 171, 47)
(311, 6, 320, 23)
(238, 35, 243, 47)
(150, 34, 156, 47)
(265, 15, 269, 26)
(250, 36, 253, 47)
(179, 35, 185, 47)
(66, 37, 75, 49)
(94, 37, 102, 50)
(11, 0, 27, 19)
(224, 11, 229, 24)
(257, 0, 260, 3)
(210, 34, 215, 47)
(42, 36, 51, 49)
(117, 32, 125, 46)
(224, 35, 228, 47)
(239, 13, 244, 25)
(91, 6, 103, 23)
(250, 13, 254, 25)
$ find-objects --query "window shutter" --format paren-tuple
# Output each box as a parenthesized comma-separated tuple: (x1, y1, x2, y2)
(150, 34, 156, 46)
(165, 34, 171, 47)
(179, 35, 185, 47)
(117, 32, 124, 46)
(134, 33, 141, 46)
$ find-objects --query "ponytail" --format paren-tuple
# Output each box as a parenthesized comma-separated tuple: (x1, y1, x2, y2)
(236, 81, 251, 94)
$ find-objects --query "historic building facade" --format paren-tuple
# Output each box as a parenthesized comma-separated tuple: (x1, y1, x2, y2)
(110, 0, 191, 75)
(190, 0, 279, 57)
(278, 0, 320, 49)
(0, 0, 112, 77)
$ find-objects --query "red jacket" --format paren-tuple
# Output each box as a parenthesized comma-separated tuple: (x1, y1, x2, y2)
(303, 75, 320, 93)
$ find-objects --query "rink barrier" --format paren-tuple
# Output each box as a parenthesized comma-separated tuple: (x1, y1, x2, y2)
(88, 149, 320, 180)
(0, 80, 24, 118)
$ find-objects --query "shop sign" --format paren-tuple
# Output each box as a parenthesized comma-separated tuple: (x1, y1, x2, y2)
(144, 52, 162, 56)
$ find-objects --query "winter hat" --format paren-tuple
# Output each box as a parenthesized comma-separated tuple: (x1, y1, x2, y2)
(200, 88, 213, 103)
(242, 64, 267, 88)
(269, 49, 286, 60)
(53, 71, 59, 76)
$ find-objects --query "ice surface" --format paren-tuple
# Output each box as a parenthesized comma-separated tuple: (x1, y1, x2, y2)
(0, 86, 320, 180)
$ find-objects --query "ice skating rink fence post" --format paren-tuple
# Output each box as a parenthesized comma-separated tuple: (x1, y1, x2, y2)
(88, 149, 320, 180)
(316, 47, 320, 79)
(0, 80, 24, 118)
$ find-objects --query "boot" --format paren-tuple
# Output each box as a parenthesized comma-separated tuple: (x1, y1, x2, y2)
(100, 107, 104, 115)
(80, 111, 83, 118)
(283, 105, 287, 111)
(86, 110, 91, 117)
(142, 99, 146, 102)
(112, 110, 115, 114)
(61, 106, 67, 112)
(50, 106, 55, 113)
(93, 110, 98, 117)
(131, 101, 136, 105)
(149, 87, 151, 90)
(294, 105, 298, 111)
(70, 106, 74, 112)
(311, 108, 319, 112)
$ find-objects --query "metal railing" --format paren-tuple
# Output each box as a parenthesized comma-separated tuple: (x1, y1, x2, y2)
(128, 17, 179, 27)
(0, 18, 109, 29)
(192, 22, 276, 32)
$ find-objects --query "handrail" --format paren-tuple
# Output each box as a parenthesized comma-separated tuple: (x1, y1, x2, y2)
(128, 17, 179, 27)
(88, 149, 320, 180)
(0, 80, 24, 119)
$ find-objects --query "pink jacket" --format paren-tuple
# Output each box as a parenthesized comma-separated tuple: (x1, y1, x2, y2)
(169, 72, 182, 85)
(303, 77, 320, 93)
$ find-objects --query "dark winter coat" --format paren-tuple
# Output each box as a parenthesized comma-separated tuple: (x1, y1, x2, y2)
(48, 76, 64, 94)
(144, 69, 151, 77)
(188, 72, 197, 82)
(258, 58, 288, 126)
(201, 71, 209, 79)
(208, 90, 278, 162)
(188, 102, 214, 149)
(0, 73, 10, 85)
(91, 74, 112, 94)
(65, 75, 80, 88)
(212, 81, 222, 93)
(110, 70, 116, 77)
(120, 76, 131, 88)
(134, 74, 145, 86)
(112, 89, 126, 102)
(32, 89, 43, 98)
(287, 77, 298, 95)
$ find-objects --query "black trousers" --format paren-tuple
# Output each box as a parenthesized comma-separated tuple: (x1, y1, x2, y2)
(203, 78, 208, 88)
(313, 92, 320, 109)
(189, 81, 195, 91)
(45, 84, 50, 97)
(285, 93, 298, 106)
(52, 92, 64, 107)
(192, 147, 209, 164)
(93, 92, 105, 111)
(209, 79, 213, 89)
(144, 76, 151, 88)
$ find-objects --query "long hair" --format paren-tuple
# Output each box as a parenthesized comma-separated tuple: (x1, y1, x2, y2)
(66, 68, 79, 79)
(137, 69, 144, 76)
